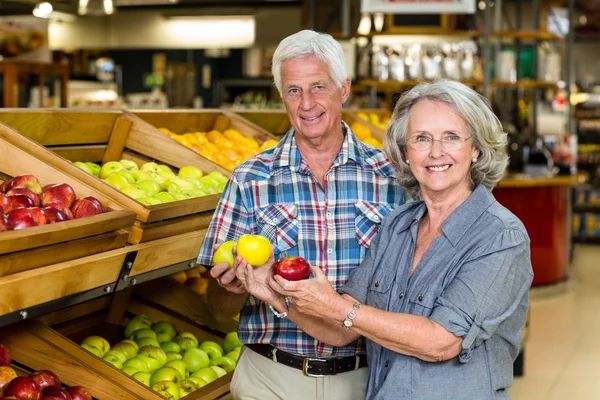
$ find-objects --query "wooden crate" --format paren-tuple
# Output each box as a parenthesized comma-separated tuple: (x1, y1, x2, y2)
(33, 285, 236, 400)
(0, 123, 135, 275)
(228, 110, 291, 136)
(0, 109, 227, 244)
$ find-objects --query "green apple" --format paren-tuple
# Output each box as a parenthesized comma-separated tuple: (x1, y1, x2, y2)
(104, 173, 129, 190)
(113, 170, 135, 184)
(160, 180, 180, 193)
(185, 189, 209, 198)
(74, 161, 92, 174)
(191, 367, 217, 384)
(100, 161, 125, 179)
(157, 164, 176, 179)
(103, 353, 124, 369)
(169, 177, 194, 192)
(182, 348, 210, 374)
(139, 196, 162, 206)
(209, 356, 236, 373)
(199, 341, 223, 359)
(124, 357, 150, 372)
(217, 182, 227, 192)
(225, 349, 240, 362)
(160, 341, 181, 353)
(151, 380, 180, 400)
(177, 379, 199, 397)
(154, 192, 177, 203)
(187, 376, 208, 388)
(136, 338, 160, 349)
(122, 366, 139, 376)
(138, 345, 168, 367)
(136, 180, 161, 196)
(81, 336, 110, 356)
(208, 171, 229, 184)
(205, 186, 220, 195)
(119, 159, 139, 171)
(167, 352, 183, 362)
(130, 328, 157, 341)
(81, 343, 102, 357)
(140, 162, 160, 173)
(199, 176, 219, 188)
(121, 184, 148, 199)
(121, 339, 139, 352)
(133, 371, 151, 386)
(173, 192, 190, 201)
(210, 366, 227, 378)
(213, 241, 236, 268)
(223, 332, 243, 353)
(132, 170, 154, 182)
(174, 332, 198, 351)
(111, 342, 138, 360)
(124, 314, 153, 338)
(182, 177, 202, 189)
(105, 350, 128, 364)
(165, 360, 188, 379)
(178, 166, 203, 179)
(138, 355, 162, 372)
(151, 172, 168, 184)
(150, 366, 183, 386)
(85, 162, 101, 177)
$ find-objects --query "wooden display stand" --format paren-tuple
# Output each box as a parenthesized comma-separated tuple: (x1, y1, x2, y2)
(0, 109, 227, 244)
(0, 61, 69, 108)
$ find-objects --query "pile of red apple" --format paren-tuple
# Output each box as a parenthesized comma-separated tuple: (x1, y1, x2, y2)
(0, 174, 105, 232)
(0, 343, 92, 400)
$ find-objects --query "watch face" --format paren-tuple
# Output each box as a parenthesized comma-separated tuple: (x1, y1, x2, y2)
(343, 319, 353, 328)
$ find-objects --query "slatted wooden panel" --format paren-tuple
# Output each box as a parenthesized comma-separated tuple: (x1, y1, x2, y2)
(230, 110, 292, 136)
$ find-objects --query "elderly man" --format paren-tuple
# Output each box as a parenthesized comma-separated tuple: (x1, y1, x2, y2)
(197, 29, 404, 400)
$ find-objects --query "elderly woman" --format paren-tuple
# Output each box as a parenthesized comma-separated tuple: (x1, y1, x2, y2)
(236, 80, 533, 399)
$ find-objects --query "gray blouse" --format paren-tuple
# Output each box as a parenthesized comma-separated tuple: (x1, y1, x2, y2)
(342, 184, 533, 400)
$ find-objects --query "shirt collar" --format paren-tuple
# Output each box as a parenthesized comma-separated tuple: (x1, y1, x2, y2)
(271, 121, 366, 172)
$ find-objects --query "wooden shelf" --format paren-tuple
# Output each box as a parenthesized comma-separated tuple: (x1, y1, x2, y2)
(355, 79, 557, 91)
(491, 31, 562, 40)
(491, 80, 559, 88)
(357, 30, 480, 38)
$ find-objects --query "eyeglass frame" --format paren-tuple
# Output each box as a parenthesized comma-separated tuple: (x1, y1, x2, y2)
(405, 134, 473, 151)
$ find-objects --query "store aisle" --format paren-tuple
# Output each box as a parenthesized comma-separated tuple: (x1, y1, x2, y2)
(509, 244, 600, 400)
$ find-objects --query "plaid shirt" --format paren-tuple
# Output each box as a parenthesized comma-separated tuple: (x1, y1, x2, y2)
(197, 122, 405, 357)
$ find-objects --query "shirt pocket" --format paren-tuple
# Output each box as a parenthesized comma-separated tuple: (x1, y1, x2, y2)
(355, 201, 393, 248)
(366, 274, 393, 311)
(407, 287, 438, 318)
(256, 203, 299, 258)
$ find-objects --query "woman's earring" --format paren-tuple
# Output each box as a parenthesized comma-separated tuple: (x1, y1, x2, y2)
(406, 159, 410, 164)
(472, 157, 477, 163)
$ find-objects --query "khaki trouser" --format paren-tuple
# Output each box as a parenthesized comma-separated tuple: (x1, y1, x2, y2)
(230, 346, 368, 400)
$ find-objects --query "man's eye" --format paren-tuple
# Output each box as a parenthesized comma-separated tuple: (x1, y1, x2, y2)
(288, 89, 299, 95)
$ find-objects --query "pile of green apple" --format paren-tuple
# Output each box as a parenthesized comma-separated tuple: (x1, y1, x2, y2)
(80, 314, 243, 400)
(74, 160, 228, 206)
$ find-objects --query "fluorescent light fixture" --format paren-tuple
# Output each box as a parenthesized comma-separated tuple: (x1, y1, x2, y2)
(78, 0, 88, 15)
(50, 10, 76, 21)
(164, 16, 255, 48)
(104, 0, 114, 14)
(33, 2, 53, 18)
(373, 13, 384, 32)
(357, 13, 371, 36)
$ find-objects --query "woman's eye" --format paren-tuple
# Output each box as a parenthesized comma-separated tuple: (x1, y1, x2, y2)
(444, 135, 460, 142)
(415, 135, 430, 142)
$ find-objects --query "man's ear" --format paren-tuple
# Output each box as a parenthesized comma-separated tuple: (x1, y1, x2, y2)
(341, 78, 351, 103)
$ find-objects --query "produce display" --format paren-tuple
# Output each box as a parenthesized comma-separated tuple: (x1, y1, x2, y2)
(73, 159, 228, 205)
(356, 111, 391, 132)
(0, 174, 105, 232)
(158, 128, 279, 172)
(169, 266, 210, 296)
(349, 111, 391, 149)
(0, 343, 93, 400)
(79, 315, 242, 399)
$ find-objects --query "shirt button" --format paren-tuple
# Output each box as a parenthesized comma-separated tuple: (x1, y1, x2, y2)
(385, 360, 389, 368)
(326, 212, 332, 217)
(374, 281, 380, 287)
(373, 216, 380, 222)
(418, 295, 424, 302)
(273, 218, 278, 222)
(327, 248, 333, 254)
(399, 291, 404, 299)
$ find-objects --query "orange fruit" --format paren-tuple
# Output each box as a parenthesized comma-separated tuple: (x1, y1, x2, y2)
(185, 277, 209, 295)
(223, 129, 244, 141)
(169, 270, 187, 284)
(242, 137, 260, 150)
(185, 268, 201, 280)
(207, 130, 224, 143)
(194, 132, 208, 144)
(259, 139, 279, 151)
(215, 138, 235, 150)
(223, 149, 239, 161)
(159, 127, 174, 135)
(202, 142, 221, 154)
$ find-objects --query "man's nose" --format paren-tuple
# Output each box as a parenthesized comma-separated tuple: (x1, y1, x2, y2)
(300, 91, 315, 109)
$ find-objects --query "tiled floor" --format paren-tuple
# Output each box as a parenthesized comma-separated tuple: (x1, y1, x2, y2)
(509, 244, 600, 400)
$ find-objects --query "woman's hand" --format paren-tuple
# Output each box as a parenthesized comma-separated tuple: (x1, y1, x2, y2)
(234, 250, 286, 312)
(270, 264, 344, 320)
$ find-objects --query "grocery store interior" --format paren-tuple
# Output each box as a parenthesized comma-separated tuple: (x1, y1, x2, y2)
(0, 0, 598, 398)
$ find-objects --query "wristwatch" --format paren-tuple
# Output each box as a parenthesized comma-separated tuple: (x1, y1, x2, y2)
(342, 302, 361, 329)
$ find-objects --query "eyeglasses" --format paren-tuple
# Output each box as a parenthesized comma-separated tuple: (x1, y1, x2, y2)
(406, 134, 472, 151)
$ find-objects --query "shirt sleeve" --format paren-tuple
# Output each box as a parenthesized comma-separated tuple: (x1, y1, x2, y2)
(429, 228, 533, 363)
(340, 228, 382, 304)
(196, 175, 252, 266)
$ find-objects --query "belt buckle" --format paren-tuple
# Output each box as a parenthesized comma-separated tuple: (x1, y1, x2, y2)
(302, 357, 328, 377)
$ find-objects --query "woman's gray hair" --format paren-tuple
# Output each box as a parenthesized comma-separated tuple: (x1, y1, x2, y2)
(272, 30, 348, 95)
(384, 79, 508, 197)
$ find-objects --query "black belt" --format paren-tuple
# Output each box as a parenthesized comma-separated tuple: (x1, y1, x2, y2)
(246, 343, 367, 377)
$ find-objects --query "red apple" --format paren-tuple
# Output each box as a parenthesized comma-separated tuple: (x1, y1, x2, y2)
(3, 175, 42, 195)
(1, 396, 18, 399)
(0, 366, 17, 391)
(5, 188, 40, 207)
(5, 195, 35, 214)
(7, 208, 38, 230)
(41, 397, 66, 400)
(43, 208, 69, 224)
(0, 345, 11, 366)
(29, 371, 60, 391)
(40, 386, 71, 400)
(0, 181, 9, 194)
(0, 205, 2, 215)
(40, 184, 76, 208)
(27, 208, 48, 226)
(64, 387, 91, 400)
(273, 256, 311, 281)
(4, 377, 41, 400)
(82, 197, 104, 213)
(0, 194, 9, 213)
(0, 216, 10, 232)
(70, 198, 102, 219)
(43, 203, 73, 220)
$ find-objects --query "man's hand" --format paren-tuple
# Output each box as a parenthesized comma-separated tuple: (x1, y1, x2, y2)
(234, 250, 286, 312)
(209, 243, 247, 294)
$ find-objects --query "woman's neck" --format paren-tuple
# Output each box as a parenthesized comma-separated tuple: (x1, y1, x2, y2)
(420, 185, 473, 229)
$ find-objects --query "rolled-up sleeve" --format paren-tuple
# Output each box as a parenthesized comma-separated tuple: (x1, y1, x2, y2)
(429, 229, 533, 363)
(197, 176, 252, 266)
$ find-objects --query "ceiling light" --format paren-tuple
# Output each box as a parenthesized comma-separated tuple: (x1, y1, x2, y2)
(33, 2, 53, 18)
(78, 0, 88, 15)
(373, 13, 384, 32)
(357, 14, 371, 36)
(104, 0, 114, 14)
